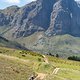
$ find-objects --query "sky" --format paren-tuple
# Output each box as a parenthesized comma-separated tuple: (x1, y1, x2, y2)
(0, 0, 36, 9)
(0, 0, 79, 9)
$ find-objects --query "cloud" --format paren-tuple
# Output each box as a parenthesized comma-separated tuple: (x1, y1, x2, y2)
(5, 0, 20, 4)
(23, 0, 36, 4)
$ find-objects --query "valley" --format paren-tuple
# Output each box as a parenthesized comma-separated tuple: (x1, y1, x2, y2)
(0, 0, 80, 80)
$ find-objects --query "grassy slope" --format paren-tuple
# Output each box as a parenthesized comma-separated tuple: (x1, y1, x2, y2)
(0, 47, 80, 80)
(13, 33, 80, 58)
(47, 56, 80, 80)
(0, 55, 33, 80)
(2, 30, 80, 58)
(44, 35, 80, 58)
(0, 36, 27, 50)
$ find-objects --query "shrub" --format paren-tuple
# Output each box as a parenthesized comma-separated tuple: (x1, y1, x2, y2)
(0, 51, 2, 53)
(68, 56, 80, 61)
(56, 54, 59, 58)
(38, 58, 41, 62)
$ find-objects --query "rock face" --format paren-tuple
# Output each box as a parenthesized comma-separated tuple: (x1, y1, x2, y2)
(0, 0, 80, 38)
(0, 6, 20, 26)
(46, 0, 80, 36)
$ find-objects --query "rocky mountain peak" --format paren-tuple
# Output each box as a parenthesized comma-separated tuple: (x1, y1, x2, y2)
(0, 0, 80, 38)
(46, 0, 80, 37)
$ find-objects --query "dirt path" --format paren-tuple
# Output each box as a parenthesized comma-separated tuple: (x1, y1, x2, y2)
(0, 54, 60, 80)
(0, 54, 47, 80)
(52, 68, 60, 75)
(32, 55, 48, 80)
(34, 73, 47, 80)
(33, 55, 48, 80)
(42, 55, 49, 64)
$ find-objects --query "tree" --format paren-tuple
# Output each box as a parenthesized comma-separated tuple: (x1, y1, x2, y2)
(68, 56, 80, 61)
(56, 54, 59, 58)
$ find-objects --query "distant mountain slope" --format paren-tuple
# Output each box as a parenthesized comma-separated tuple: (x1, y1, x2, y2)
(0, 36, 27, 50)
(14, 33, 80, 58)
(0, 0, 80, 58)
(34, 34, 80, 58)
(0, 0, 80, 38)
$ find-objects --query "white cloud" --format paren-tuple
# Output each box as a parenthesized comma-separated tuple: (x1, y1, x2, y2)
(5, 0, 20, 4)
(24, 0, 36, 4)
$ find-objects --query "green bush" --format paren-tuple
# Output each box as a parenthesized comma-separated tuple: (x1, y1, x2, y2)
(68, 56, 80, 61)
(38, 58, 41, 62)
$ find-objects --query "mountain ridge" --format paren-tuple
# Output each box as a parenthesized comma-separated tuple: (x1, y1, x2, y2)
(0, 0, 80, 38)
(0, 0, 80, 58)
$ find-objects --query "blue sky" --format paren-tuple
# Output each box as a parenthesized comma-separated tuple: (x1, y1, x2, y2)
(0, 0, 79, 9)
(0, 0, 36, 9)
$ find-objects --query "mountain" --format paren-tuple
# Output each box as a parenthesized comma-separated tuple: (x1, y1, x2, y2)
(14, 32, 80, 58)
(0, 5, 20, 26)
(46, 0, 80, 36)
(0, 0, 80, 58)
(0, 0, 80, 38)
(0, 36, 27, 50)
(0, 1, 80, 79)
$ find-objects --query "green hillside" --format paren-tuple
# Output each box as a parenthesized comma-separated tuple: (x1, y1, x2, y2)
(0, 47, 80, 80)
(11, 32, 80, 58)
(0, 36, 27, 50)
(43, 35, 80, 58)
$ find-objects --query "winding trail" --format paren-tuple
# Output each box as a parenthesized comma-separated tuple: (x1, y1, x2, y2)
(42, 55, 49, 64)
(33, 55, 48, 80)
(34, 55, 60, 80)
(42, 55, 60, 74)
(52, 68, 60, 75)
(0, 54, 60, 80)
(34, 73, 47, 80)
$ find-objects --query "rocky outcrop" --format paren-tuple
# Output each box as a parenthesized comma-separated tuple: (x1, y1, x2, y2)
(0, 0, 80, 38)
(46, 0, 80, 37)
(11, 0, 56, 38)
(0, 6, 19, 26)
